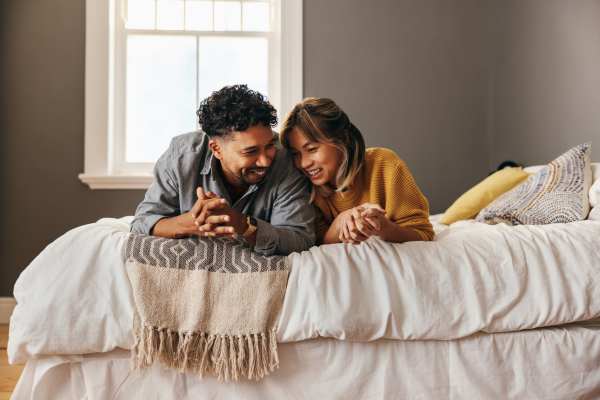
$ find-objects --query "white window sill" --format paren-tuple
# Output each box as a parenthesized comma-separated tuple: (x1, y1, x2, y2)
(78, 174, 153, 189)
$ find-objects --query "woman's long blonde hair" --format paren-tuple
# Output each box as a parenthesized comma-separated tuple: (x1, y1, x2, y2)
(280, 97, 366, 198)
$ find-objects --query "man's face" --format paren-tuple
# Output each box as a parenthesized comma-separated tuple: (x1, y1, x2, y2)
(209, 124, 277, 188)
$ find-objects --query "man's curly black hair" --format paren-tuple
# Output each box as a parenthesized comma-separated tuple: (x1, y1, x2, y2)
(196, 84, 278, 138)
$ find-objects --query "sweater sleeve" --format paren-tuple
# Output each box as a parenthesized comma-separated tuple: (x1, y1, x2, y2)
(380, 154, 434, 241)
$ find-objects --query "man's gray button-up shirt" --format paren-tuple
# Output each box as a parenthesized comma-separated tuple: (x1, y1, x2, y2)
(130, 131, 316, 256)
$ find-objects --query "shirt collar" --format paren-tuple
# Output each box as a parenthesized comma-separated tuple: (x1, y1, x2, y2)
(200, 151, 214, 175)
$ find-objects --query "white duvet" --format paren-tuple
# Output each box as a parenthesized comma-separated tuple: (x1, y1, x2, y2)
(8, 216, 600, 364)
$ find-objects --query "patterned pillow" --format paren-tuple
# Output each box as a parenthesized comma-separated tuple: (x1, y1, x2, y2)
(476, 143, 592, 225)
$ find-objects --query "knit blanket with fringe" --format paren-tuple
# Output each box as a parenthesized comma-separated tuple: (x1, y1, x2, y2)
(123, 233, 290, 382)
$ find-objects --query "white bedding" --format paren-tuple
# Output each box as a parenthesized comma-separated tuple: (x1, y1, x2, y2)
(12, 323, 600, 400)
(279, 217, 600, 341)
(8, 215, 600, 364)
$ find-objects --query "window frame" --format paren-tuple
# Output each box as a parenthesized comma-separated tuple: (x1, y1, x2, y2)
(79, 0, 303, 189)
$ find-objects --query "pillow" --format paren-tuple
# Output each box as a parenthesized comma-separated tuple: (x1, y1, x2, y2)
(589, 163, 600, 208)
(589, 205, 600, 220)
(476, 143, 592, 225)
(527, 162, 599, 210)
(440, 167, 529, 224)
(523, 165, 545, 174)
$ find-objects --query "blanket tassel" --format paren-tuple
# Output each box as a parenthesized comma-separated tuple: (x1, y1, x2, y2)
(131, 325, 280, 381)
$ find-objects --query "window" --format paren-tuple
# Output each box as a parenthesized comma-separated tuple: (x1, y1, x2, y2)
(79, 0, 302, 189)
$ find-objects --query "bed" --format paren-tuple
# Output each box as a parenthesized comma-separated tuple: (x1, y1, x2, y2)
(12, 323, 600, 399)
(7, 208, 600, 399)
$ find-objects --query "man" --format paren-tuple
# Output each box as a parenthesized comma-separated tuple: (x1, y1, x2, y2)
(131, 85, 316, 256)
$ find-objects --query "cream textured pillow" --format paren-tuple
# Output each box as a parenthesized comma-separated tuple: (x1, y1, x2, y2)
(441, 167, 529, 224)
(476, 143, 592, 225)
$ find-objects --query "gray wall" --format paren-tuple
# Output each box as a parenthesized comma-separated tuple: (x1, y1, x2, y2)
(0, 2, 143, 296)
(304, 0, 491, 213)
(2, 0, 600, 296)
(488, 0, 600, 167)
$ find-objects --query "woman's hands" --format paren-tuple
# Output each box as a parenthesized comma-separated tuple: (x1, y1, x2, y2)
(321, 202, 424, 245)
(337, 203, 390, 244)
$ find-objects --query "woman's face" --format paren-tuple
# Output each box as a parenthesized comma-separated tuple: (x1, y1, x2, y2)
(287, 129, 342, 187)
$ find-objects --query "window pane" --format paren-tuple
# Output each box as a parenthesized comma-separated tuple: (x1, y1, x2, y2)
(214, 1, 241, 31)
(126, 35, 197, 163)
(197, 37, 268, 104)
(242, 2, 269, 32)
(185, 0, 213, 31)
(156, 0, 185, 30)
(126, 0, 156, 29)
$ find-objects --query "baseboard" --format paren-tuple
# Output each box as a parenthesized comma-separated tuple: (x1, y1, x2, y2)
(0, 297, 16, 324)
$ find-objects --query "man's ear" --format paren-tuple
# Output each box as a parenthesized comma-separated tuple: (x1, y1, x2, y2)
(208, 139, 223, 160)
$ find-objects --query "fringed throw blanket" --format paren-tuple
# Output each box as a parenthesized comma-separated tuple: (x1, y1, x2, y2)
(124, 234, 289, 381)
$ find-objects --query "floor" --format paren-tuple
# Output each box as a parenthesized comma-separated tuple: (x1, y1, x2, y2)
(1, 324, 23, 399)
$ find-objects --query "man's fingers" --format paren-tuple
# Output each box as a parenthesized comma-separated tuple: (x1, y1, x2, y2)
(197, 224, 235, 237)
(192, 187, 211, 217)
(206, 198, 228, 210)
(205, 214, 230, 225)
(196, 198, 228, 224)
(213, 226, 236, 235)
(197, 223, 213, 232)
(200, 198, 229, 222)
(191, 199, 203, 218)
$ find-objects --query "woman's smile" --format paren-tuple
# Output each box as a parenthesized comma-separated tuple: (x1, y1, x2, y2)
(306, 167, 323, 179)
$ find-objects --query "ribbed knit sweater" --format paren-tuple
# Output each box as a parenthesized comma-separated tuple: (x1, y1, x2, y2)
(313, 147, 434, 241)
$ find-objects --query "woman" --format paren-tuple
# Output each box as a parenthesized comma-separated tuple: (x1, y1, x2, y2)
(280, 97, 434, 244)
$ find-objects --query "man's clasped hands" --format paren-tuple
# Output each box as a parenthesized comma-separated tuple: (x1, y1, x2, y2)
(175, 187, 247, 238)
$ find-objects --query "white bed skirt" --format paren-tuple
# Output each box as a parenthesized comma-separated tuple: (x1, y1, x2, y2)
(12, 322, 600, 400)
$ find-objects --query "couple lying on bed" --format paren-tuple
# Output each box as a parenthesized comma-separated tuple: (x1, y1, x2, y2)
(131, 84, 434, 255)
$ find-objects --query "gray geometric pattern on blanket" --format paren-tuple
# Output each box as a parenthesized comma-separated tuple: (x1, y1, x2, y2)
(124, 234, 287, 273)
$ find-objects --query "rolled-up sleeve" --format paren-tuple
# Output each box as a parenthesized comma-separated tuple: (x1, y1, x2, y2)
(130, 148, 180, 235)
(253, 169, 316, 256)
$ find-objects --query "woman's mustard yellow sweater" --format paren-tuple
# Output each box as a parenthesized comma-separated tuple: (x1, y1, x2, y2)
(313, 147, 434, 241)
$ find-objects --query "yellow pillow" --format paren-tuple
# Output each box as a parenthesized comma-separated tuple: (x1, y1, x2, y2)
(441, 167, 529, 224)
